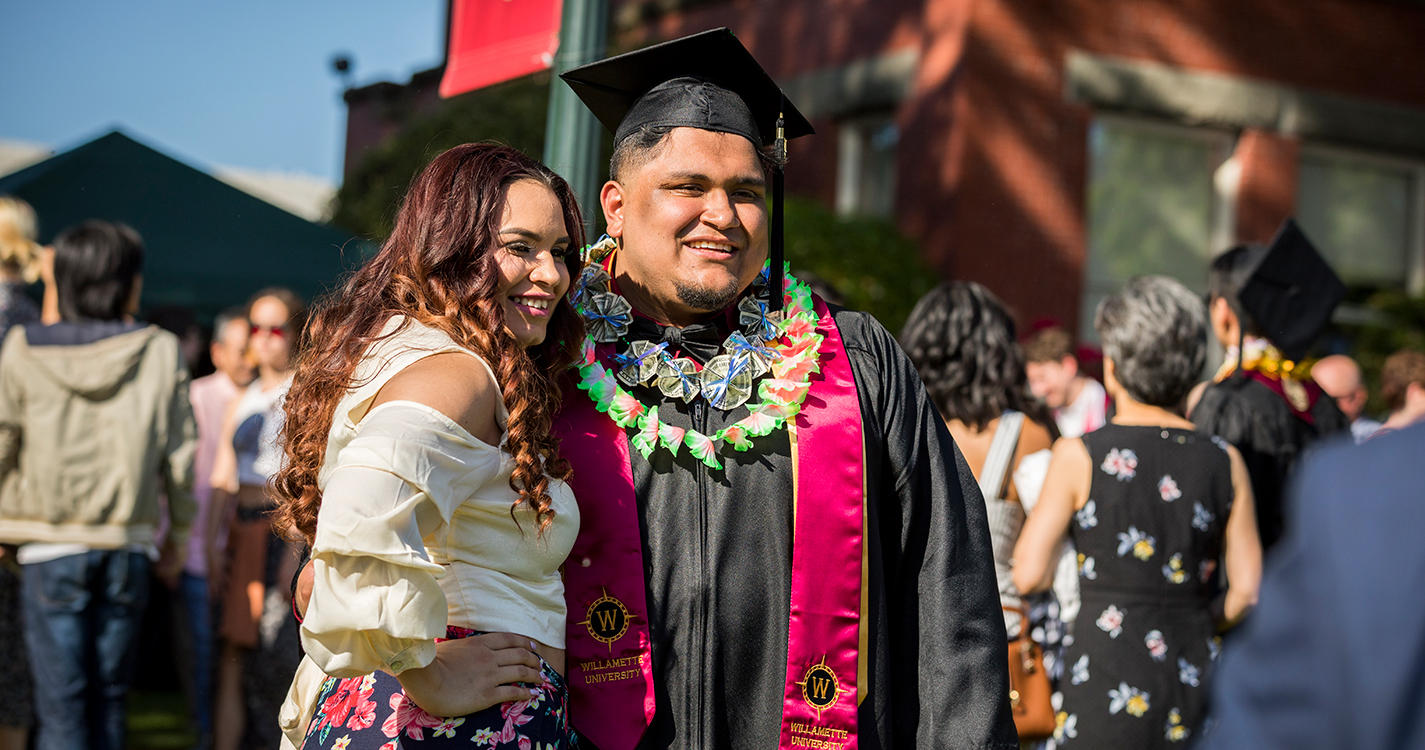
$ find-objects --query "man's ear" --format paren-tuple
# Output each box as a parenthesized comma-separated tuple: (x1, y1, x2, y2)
(125, 275, 144, 316)
(1209, 296, 1239, 342)
(1062, 354, 1079, 378)
(1103, 357, 1119, 398)
(1407, 381, 1425, 408)
(1211, 297, 1235, 326)
(601, 180, 626, 239)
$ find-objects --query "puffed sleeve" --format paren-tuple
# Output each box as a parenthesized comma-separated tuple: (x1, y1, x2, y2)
(301, 401, 504, 677)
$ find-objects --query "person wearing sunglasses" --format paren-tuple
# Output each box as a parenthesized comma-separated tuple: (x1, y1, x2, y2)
(210, 286, 307, 750)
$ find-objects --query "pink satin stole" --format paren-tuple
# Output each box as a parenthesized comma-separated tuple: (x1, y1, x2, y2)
(778, 297, 865, 750)
(556, 359, 658, 750)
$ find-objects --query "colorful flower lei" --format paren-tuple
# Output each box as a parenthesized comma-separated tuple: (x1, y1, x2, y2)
(572, 262, 825, 470)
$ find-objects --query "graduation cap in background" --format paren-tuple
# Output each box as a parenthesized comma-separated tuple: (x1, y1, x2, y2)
(561, 28, 815, 312)
(1236, 218, 1346, 362)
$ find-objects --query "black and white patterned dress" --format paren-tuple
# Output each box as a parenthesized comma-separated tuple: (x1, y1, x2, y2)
(1055, 424, 1233, 748)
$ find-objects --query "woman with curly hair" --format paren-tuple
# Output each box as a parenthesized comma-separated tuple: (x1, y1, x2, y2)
(899, 281, 1058, 637)
(274, 144, 585, 749)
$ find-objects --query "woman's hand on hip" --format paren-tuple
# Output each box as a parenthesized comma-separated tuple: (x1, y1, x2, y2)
(395, 632, 545, 717)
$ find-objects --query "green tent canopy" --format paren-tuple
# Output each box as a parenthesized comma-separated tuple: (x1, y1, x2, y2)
(0, 130, 368, 320)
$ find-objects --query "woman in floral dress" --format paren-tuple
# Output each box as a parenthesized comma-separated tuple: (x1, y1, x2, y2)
(1014, 276, 1262, 748)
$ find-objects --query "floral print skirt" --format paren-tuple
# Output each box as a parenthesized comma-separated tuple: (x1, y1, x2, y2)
(1055, 592, 1216, 747)
(1055, 425, 1235, 748)
(300, 628, 578, 750)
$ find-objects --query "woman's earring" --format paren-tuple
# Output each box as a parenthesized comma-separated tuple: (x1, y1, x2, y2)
(584, 234, 619, 265)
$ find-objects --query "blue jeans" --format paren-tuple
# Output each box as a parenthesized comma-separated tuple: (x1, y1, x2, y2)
(175, 571, 213, 741)
(21, 549, 151, 750)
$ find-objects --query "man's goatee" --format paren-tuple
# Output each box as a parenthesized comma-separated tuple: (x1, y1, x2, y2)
(674, 279, 741, 314)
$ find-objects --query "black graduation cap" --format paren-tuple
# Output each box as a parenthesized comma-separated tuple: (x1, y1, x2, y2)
(560, 28, 816, 312)
(1236, 218, 1346, 362)
(560, 28, 814, 149)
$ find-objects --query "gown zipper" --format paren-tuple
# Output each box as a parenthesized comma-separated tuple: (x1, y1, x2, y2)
(692, 396, 710, 748)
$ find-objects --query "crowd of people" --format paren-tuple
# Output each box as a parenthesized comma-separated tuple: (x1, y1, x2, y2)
(2, 26, 1424, 750)
(0, 195, 310, 750)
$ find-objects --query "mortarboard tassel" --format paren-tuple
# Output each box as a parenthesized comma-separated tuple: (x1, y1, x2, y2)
(769, 108, 786, 314)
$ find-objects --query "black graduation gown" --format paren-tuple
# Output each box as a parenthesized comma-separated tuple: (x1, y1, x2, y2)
(578, 306, 1017, 750)
(1192, 374, 1349, 551)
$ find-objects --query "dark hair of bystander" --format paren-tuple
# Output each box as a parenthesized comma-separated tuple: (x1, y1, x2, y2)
(900, 281, 1055, 433)
(51, 220, 145, 322)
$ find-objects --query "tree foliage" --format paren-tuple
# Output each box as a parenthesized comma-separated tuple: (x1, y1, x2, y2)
(782, 197, 934, 335)
(331, 74, 551, 240)
(1347, 290, 1425, 416)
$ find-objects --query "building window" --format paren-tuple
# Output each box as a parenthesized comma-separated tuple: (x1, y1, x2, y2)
(1295, 145, 1425, 295)
(836, 112, 898, 218)
(1081, 116, 1236, 342)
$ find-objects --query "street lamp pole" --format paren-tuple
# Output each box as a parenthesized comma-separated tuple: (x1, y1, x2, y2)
(543, 0, 608, 238)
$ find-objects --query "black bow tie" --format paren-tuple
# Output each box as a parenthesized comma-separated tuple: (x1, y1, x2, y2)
(627, 317, 725, 364)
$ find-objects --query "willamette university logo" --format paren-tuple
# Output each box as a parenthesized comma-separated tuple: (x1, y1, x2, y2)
(580, 588, 632, 651)
(796, 656, 843, 718)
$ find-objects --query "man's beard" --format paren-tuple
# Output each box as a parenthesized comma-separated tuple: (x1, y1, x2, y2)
(673, 277, 742, 313)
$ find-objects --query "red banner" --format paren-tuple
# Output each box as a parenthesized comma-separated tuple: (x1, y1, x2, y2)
(439, 0, 562, 99)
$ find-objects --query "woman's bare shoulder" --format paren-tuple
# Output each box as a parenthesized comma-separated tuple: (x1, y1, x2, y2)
(370, 352, 502, 445)
(1018, 418, 1054, 453)
(1051, 434, 1091, 467)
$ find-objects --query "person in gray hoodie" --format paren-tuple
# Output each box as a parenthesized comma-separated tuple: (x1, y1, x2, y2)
(0, 220, 197, 750)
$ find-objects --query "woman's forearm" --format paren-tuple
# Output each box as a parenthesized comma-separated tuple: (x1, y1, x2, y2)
(394, 656, 451, 713)
(393, 634, 544, 718)
(1222, 586, 1258, 627)
(1011, 554, 1053, 595)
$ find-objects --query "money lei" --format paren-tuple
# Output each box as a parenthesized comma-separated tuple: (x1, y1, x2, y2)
(571, 254, 825, 471)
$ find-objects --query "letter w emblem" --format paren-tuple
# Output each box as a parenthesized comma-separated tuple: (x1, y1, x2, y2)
(800, 662, 840, 711)
(597, 609, 619, 631)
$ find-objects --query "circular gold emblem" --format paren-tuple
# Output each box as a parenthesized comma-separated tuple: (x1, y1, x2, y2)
(583, 593, 630, 645)
(799, 660, 842, 712)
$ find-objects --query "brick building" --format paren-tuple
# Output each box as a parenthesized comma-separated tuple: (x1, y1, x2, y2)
(346, 0, 1425, 339)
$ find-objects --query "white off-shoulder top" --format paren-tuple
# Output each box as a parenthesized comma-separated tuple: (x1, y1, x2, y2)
(300, 316, 579, 678)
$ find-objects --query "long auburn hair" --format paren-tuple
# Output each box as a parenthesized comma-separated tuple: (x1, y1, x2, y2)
(274, 143, 586, 544)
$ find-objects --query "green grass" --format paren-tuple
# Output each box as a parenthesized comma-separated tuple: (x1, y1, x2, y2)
(127, 691, 197, 750)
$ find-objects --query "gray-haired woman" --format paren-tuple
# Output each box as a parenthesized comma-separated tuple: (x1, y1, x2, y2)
(1012, 275, 1261, 748)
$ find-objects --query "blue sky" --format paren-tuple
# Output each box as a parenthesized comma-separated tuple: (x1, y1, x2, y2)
(0, 0, 446, 183)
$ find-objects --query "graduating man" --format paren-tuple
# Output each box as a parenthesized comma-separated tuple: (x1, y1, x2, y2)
(554, 29, 1016, 750)
(1191, 219, 1349, 552)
